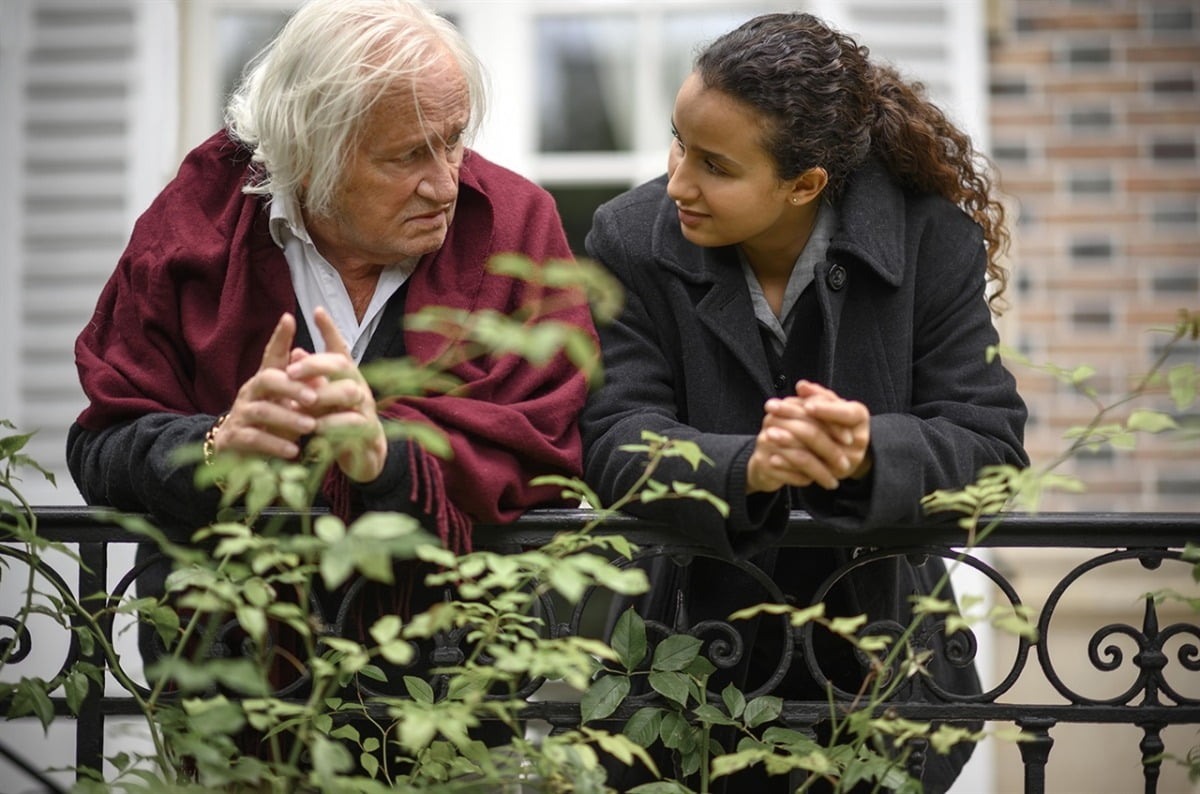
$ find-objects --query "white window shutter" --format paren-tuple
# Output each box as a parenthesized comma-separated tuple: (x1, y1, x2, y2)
(10, 0, 140, 505)
(810, 0, 988, 147)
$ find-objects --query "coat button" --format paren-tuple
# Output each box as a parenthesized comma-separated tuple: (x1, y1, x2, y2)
(773, 373, 788, 391)
(827, 264, 847, 290)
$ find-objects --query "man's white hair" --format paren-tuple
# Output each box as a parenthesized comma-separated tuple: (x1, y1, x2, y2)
(225, 0, 486, 217)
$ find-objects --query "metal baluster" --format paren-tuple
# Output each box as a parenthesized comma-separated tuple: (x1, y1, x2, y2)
(1138, 721, 1165, 794)
(1016, 717, 1055, 794)
(76, 539, 108, 779)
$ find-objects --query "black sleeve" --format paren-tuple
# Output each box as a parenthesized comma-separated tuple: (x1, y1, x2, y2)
(67, 413, 222, 530)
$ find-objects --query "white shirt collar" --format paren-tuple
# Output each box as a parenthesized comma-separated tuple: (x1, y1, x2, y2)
(269, 192, 415, 362)
(742, 199, 837, 356)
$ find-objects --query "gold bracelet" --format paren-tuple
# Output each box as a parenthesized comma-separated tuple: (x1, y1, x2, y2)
(203, 412, 230, 467)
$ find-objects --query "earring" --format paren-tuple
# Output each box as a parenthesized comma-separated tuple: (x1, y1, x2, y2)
(791, 197, 800, 205)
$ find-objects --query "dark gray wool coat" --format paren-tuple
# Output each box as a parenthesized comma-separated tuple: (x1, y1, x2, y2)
(582, 156, 1027, 550)
(581, 158, 1028, 792)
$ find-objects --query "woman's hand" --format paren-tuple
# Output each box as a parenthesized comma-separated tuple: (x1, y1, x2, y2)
(285, 307, 388, 483)
(746, 380, 871, 494)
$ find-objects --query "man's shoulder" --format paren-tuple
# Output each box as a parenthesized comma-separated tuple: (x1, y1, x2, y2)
(126, 130, 266, 269)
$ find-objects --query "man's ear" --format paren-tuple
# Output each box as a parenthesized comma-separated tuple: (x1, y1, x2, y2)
(788, 166, 828, 207)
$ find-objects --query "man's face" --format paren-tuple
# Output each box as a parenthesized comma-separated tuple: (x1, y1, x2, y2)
(305, 51, 471, 268)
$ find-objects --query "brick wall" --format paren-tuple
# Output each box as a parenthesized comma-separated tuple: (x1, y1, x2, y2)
(988, 0, 1200, 512)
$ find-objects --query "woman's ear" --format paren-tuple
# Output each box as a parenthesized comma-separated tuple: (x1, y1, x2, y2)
(788, 167, 828, 207)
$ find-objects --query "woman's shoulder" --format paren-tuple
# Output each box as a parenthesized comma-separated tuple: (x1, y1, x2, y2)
(595, 175, 671, 225)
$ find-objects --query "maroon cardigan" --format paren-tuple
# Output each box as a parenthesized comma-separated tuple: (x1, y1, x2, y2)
(73, 131, 594, 545)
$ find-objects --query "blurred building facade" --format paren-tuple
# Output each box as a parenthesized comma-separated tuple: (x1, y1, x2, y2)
(988, 0, 1199, 513)
(0, 1, 1196, 791)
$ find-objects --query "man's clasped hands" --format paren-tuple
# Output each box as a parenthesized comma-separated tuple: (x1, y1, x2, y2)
(209, 307, 388, 483)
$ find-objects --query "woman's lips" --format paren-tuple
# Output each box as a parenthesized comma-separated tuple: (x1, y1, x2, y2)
(677, 207, 706, 227)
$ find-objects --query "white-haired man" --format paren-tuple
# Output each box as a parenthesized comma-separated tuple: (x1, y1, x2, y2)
(69, 0, 594, 545)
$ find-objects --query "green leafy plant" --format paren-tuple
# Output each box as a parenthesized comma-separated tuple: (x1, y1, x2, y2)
(2, 291, 1196, 792)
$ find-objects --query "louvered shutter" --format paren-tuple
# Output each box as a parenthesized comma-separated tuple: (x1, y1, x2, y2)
(7, 0, 139, 505)
(809, 0, 988, 145)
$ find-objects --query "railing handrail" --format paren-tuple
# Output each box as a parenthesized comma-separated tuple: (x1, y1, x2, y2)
(20, 505, 1200, 549)
(3, 507, 1198, 793)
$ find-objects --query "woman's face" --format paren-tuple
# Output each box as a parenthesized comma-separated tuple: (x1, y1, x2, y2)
(666, 72, 798, 252)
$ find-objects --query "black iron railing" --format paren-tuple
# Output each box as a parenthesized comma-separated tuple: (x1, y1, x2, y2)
(1, 507, 1197, 793)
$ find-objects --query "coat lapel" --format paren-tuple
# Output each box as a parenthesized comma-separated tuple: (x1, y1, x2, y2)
(693, 246, 775, 396)
(813, 260, 846, 385)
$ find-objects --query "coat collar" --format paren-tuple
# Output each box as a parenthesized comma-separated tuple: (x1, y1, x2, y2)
(640, 159, 909, 392)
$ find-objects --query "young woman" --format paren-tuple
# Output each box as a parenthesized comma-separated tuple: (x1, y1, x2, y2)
(581, 12, 1027, 793)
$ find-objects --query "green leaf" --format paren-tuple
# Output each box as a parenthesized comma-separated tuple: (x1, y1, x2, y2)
(64, 669, 90, 715)
(404, 675, 435, 704)
(647, 671, 690, 707)
(580, 673, 631, 723)
(728, 602, 797, 621)
(530, 474, 602, 509)
(547, 564, 588, 603)
(181, 695, 246, 736)
(330, 724, 360, 742)
(358, 664, 387, 682)
(236, 605, 267, 645)
(1126, 409, 1179, 434)
(10, 678, 55, 731)
(722, 683, 746, 720)
(827, 615, 868, 638)
(380, 639, 414, 666)
(145, 603, 180, 648)
(211, 659, 270, 695)
(660, 439, 714, 471)
(658, 711, 692, 750)
(314, 515, 346, 543)
(1068, 364, 1096, 385)
(370, 615, 403, 645)
(743, 695, 782, 728)
(651, 634, 703, 672)
(311, 734, 354, 784)
(623, 707, 664, 747)
(0, 430, 34, 457)
(587, 728, 638, 766)
(611, 607, 647, 672)
(692, 703, 736, 727)
(628, 782, 693, 794)
(1168, 364, 1197, 410)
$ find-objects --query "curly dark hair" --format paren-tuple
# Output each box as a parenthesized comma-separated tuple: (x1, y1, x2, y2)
(696, 12, 1011, 313)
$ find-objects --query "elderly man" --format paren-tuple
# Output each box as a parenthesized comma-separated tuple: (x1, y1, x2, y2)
(68, 0, 594, 544)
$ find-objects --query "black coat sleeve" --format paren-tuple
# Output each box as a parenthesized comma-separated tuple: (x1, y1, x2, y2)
(67, 414, 222, 530)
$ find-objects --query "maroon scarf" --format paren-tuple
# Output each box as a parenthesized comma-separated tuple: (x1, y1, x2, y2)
(75, 131, 593, 546)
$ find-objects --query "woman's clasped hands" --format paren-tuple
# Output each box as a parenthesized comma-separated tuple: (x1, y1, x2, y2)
(747, 379, 871, 494)
(208, 307, 388, 483)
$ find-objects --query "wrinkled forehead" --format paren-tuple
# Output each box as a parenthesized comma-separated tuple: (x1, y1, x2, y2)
(352, 62, 469, 155)
(379, 50, 469, 125)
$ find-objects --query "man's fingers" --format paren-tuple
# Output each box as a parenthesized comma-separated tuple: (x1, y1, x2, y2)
(313, 306, 352, 359)
(259, 313, 296, 371)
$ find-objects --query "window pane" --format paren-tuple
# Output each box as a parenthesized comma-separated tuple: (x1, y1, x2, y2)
(216, 11, 291, 118)
(537, 15, 636, 153)
(661, 9, 773, 100)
